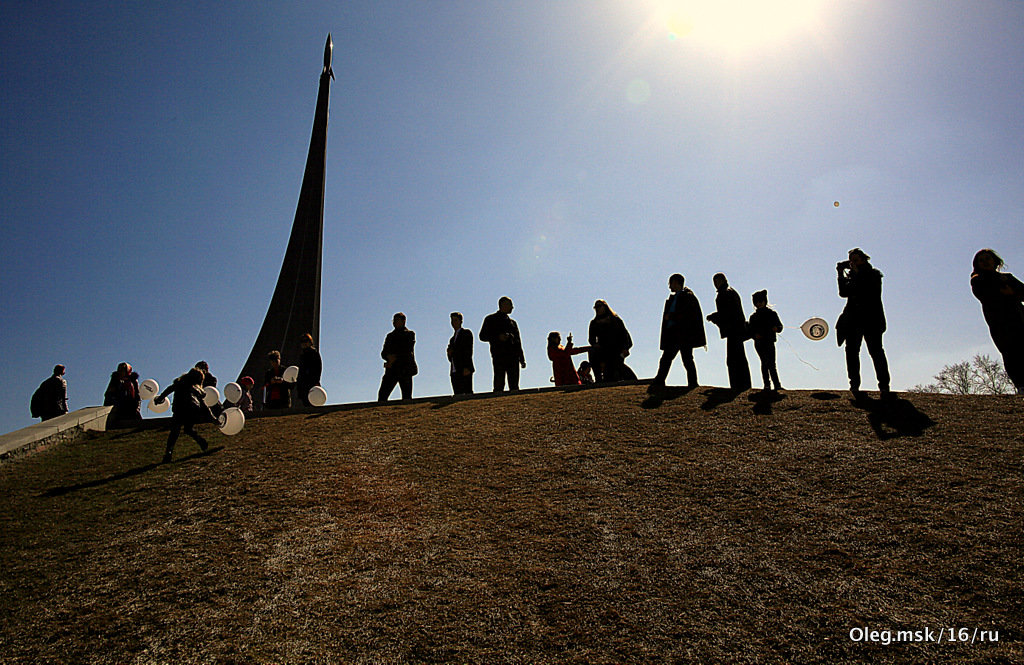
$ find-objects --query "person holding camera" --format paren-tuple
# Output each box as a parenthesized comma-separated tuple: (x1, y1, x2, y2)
(836, 248, 890, 399)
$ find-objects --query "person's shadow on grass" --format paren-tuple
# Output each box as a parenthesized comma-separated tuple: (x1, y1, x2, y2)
(40, 447, 224, 497)
(850, 395, 935, 439)
(641, 386, 695, 409)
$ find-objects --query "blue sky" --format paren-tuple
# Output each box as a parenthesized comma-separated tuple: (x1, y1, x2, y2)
(2, 1, 1022, 434)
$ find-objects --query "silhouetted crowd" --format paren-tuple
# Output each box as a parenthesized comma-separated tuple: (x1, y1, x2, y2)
(30, 247, 1024, 433)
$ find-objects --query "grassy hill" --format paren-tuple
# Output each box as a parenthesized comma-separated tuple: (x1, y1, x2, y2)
(1, 386, 1021, 664)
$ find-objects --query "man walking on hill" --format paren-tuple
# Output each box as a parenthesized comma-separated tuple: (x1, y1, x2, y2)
(648, 273, 706, 393)
(480, 297, 526, 392)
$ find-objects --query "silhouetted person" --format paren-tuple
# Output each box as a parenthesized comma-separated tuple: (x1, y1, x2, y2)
(154, 367, 215, 463)
(971, 248, 1024, 393)
(296, 333, 323, 406)
(194, 360, 221, 416)
(588, 299, 633, 382)
(379, 312, 417, 402)
(236, 376, 255, 413)
(649, 274, 706, 393)
(31, 364, 68, 421)
(447, 312, 475, 395)
(706, 273, 752, 391)
(548, 332, 591, 387)
(577, 361, 595, 385)
(836, 248, 890, 399)
(748, 290, 784, 393)
(103, 362, 142, 424)
(264, 350, 291, 410)
(479, 297, 526, 392)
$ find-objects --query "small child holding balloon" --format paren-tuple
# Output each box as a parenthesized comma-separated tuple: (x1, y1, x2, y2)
(748, 290, 784, 393)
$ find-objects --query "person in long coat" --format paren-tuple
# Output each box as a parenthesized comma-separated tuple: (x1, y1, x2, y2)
(836, 248, 890, 398)
(971, 248, 1024, 393)
(32, 364, 68, 421)
(588, 300, 633, 382)
(378, 313, 417, 402)
(296, 333, 323, 406)
(706, 273, 752, 391)
(649, 273, 706, 392)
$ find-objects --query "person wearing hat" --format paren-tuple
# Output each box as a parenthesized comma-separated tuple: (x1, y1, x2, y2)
(836, 248, 890, 399)
(235, 376, 255, 413)
(31, 364, 69, 421)
(296, 333, 323, 406)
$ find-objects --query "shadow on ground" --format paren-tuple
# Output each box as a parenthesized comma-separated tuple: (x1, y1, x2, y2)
(851, 396, 935, 439)
(41, 447, 224, 497)
(641, 386, 695, 409)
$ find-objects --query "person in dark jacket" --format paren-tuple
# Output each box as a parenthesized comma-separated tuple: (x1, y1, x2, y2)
(588, 300, 633, 382)
(103, 362, 142, 423)
(748, 290, 784, 393)
(154, 367, 215, 463)
(649, 273, 706, 393)
(296, 333, 323, 406)
(706, 273, 752, 391)
(836, 248, 890, 398)
(379, 313, 417, 402)
(194, 360, 221, 416)
(447, 312, 475, 395)
(264, 350, 291, 410)
(31, 364, 68, 421)
(479, 297, 527, 392)
(970, 248, 1024, 393)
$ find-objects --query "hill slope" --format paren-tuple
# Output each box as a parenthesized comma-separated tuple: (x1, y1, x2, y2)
(1, 386, 1021, 663)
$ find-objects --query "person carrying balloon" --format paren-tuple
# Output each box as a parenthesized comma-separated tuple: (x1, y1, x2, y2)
(153, 367, 216, 463)
(264, 350, 291, 409)
(748, 290, 784, 393)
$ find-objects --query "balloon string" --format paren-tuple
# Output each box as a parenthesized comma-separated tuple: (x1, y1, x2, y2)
(778, 333, 820, 371)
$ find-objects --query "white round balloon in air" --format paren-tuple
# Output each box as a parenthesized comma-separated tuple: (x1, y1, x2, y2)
(801, 317, 829, 341)
(148, 396, 170, 413)
(139, 379, 159, 400)
(223, 382, 242, 403)
(218, 407, 245, 436)
(308, 386, 327, 407)
(203, 385, 221, 407)
(282, 365, 299, 383)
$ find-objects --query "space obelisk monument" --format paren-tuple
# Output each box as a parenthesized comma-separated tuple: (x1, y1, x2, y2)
(239, 34, 334, 407)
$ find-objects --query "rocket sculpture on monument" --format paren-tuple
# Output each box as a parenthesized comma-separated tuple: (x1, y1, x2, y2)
(238, 34, 334, 408)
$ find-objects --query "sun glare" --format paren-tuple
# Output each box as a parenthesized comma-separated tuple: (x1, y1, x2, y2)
(652, 0, 824, 51)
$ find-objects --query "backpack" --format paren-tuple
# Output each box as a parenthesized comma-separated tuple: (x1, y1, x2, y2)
(30, 381, 47, 419)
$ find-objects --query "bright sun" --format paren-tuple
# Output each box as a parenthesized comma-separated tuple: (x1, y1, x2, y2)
(651, 0, 825, 51)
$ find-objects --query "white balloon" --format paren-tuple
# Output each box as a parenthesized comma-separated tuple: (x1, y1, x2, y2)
(308, 386, 327, 407)
(282, 365, 299, 383)
(148, 396, 170, 413)
(801, 317, 829, 341)
(223, 382, 242, 403)
(139, 379, 159, 400)
(218, 407, 245, 436)
(203, 385, 220, 407)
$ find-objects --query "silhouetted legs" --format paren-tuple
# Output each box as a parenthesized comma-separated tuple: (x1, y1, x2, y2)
(492, 359, 520, 392)
(845, 331, 890, 393)
(725, 336, 751, 390)
(992, 329, 1024, 391)
(754, 340, 781, 391)
(450, 373, 473, 395)
(378, 372, 412, 402)
(163, 419, 208, 463)
(651, 345, 698, 389)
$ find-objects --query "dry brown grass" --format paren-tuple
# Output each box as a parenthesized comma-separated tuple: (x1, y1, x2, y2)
(1, 386, 1021, 664)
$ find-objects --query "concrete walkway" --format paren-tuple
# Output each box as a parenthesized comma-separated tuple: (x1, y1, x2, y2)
(0, 406, 113, 461)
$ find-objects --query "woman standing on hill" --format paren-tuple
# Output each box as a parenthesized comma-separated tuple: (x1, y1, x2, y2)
(971, 248, 1024, 394)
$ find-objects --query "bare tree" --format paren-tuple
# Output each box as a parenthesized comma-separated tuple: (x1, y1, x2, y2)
(909, 354, 1013, 395)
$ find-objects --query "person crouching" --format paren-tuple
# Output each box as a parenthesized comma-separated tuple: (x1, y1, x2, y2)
(154, 367, 216, 463)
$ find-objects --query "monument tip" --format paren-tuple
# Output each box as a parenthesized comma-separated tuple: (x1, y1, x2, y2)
(323, 33, 335, 80)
